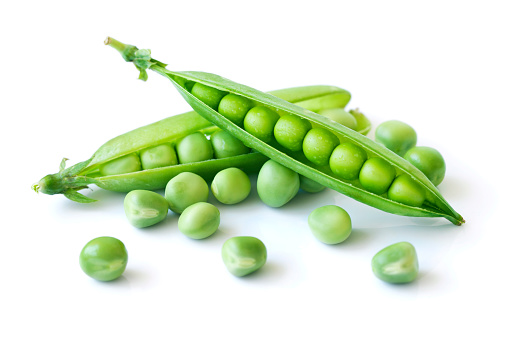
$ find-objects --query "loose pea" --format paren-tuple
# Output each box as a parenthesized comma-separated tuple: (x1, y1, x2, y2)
(178, 202, 220, 239)
(299, 175, 325, 193)
(124, 190, 169, 228)
(140, 143, 178, 170)
(218, 93, 253, 126)
(319, 108, 358, 130)
(387, 174, 426, 207)
(190, 83, 227, 110)
(257, 160, 300, 208)
(165, 172, 209, 214)
(99, 153, 141, 176)
(358, 157, 396, 194)
(243, 106, 280, 142)
(329, 143, 368, 180)
(273, 114, 312, 152)
(371, 241, 419, 284)
(176, 132, 213, 164)
(375, 120, 417, 157)
(210, 130, 250, 159)
(308, 205, 352, 244)
(222, 236, 267, 277)
(302, 128, 340, 166)
(404, 146, 446, 186)
(211, 168, 251, 204)
(79, 236, 128, 282)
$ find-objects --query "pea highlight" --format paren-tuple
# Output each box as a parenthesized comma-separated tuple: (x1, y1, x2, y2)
(257, 160, 300, 208)
(124, 190, 169, 228)
(375, 120, 417, 157)
(165, 172, 209, 214)
(178, 202, 220, 239)
(371, 241, 419, 284)
(404, 146, 446, 186)
(308, 205, 352, 244)
(79, 236, 128, 282)
(222, 236, 267, 277)
(211, 168, 251, 204)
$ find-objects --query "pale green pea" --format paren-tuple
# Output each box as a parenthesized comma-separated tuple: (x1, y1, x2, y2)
(218, 93, 253, 126)
(329, 143, 368, 180)
(191, 83, 227, 110)
(299, 175, 325, 193)
(257, 160, 300, 208)
(375, 120, 417, 157)
(308, 205, 352, 244)
(211, 168, 251, 205)
(359, 157, 396, 194)
(404, 146, 446, 186)
(273, 114, 312, 152)
(79, 237, 128, 282)
(140, 143, 178, 170)
(176, 132, 213, 164)
(124, 190, 169, 228)
(371, 242, 419, 284)
(210, 130, 250, 159)
(99, 153, 141, 176)
(302, 128, 339, 166)
(319, 108, 358, 130)
(178, 202, 220, 239)
(243, 106, 280, 142)
(387, 174, 426, 207)
(165, 172, 209, 214)
(222, 236, 267, 277)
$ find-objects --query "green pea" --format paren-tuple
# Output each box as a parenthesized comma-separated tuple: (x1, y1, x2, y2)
(375, 120, 417, 157)
(257, 160, 300, 208)
(302, 128, 340, 166)
(388, 174, 426, 207)
(299, 175, 325, 193)
(176, 132, 213, 164)
(165, 172, 209, 214)
(140, 143, 178, 170)
(222, 236, 267, 277)
(210, 130, 250, 159)
(308, 205, 352, 244)
(273, 114, 312, 152)
(99, 153, 141, 176)
(404, 146, 446, 186)
(178, 202, 220, 239)
(329, 143, 368, 180)
(190, 83, 227, 110)
(79, 236, 128, 282)
(218, 93, 253, 126)
(124, 190, 169, 228)
(371, 241, 419, 284)
(318, 108, 358, 130)
(211, 168, 251, 204)
(359, 157, 396, 194)
(243, 106, 280, 142)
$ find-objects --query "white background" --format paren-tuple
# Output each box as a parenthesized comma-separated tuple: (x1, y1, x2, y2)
(2, 0, 508, 338)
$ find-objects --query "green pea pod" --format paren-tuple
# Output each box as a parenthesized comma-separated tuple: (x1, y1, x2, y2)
(105, 38, 464, 225)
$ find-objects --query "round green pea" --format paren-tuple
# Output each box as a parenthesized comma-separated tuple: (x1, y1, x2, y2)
(79, 236, 128, 282)
(178, 202, 220, 239)
(190, 83, 227, 110)
(302, 128, 340, 166)
(210, 130, 250, 159)
(387, 174, 426, 207)
(99, 153, 141, 176)
(308, 205, 352, 244)
(165, 172, 209, 214)
(124, 190, 169, 228)
(359, 157, 396, 194)
(273, 114, 312, 152)
(176, 132, 213, 164)
(404, 146, 446, 186)
(371, 241, 419, 284)
(319, 108, 358, 130)
(140, 143, 178, 170)
(222, 236, 267, 277)
(375, 120, 417, 156)
(218, 93, 253, 126)
(243, 106, 280, 142)
(257, 160, 300, 208)
(299, 175, 325, 193)
(329, 143, 368, 180)
(211, 168, 251, 205)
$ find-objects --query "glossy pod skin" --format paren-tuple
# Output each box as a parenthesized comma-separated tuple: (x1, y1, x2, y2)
(105, 38, 464, 225)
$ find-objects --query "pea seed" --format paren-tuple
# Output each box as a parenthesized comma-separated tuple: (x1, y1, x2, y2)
(178, 202, 220, 239)
(302, 128, 339, 166)
(329, 143, 368, 180)
(191, 83, 227, 110)
(299, 175, 325, 193)
(243, 106, 280, 142)
(404, 146, 446, 186)
(99, 153, 141, 176)
(165, 172, 209, 214)
(358, 157, 396, 194)
(257, 160, 300, 208)
(140, 143, 178, 170)
(371, 241, 419, 284)
(387, 174, 426, 207)
(375, 120, 417, 157)
(218, 93, 253, 126)
(211, 168, 251, 205)
(319, 108, 358, 130)
(79, 237, 128, 282)
(176, 132, 213, 164)
(124, 190, 169, 228)
(308, 205, 352, 244)
(210, 130, 250, 159)
(273, 114, 312, 152)
(222, 236, 267, 277)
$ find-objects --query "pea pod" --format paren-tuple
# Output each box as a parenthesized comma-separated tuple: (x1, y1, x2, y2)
(105, 38, 464, 225)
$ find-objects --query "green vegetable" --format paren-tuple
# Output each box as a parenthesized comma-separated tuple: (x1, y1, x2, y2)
(318, 108, 358, 131)
(104, 37, 464, 225)
(222, 236, 267, 277)
(257, 160, 300, 208)
(178, 202, 220, 239)
(165, 172, 209, 214)
(124, 190, 169, 228)
(375, 120, 417, 157)
(329, 143, 368, 181)
(404, 146, 446, 186)
(358, 157, 396, 195)
(218, 93, 253, 126)
(308, 205, 352, 244)
(302, 128, 339, 166)
(210, 129, 250, 159)
(211, 168, 251, 204)
(243, 106, 280, 142)
(140, 143, 178, 170)
(387, 174, 426, 207)
(79, 236, 128, 281)
(99, 153, 141, 176)
(176, 132, 213, 164)
(299, 175, 325, 193)
(371, 242, 419, 284)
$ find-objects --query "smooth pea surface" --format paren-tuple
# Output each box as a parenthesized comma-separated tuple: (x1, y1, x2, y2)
(140, 143, 178, 170)
(371, 241, 419, 284)
(79, 237, 128, 282)
(165, 172, 209, 214)
(176, 132, 213, 164)
(244, 106, 280, 142)
(299, 175, 325, 193)
(211, 168, 251, 204)
(210, 130, 250, 159)
(273, 114, 312, 152)
(388, 174, 426, 207)
(178, 202, 220, 239)
(329, 143, 368, 180)
(222, 236, 267, 277)
(404, 146, 446, 186)
(359, 157, 396, 194)
(319, 108, 358, 130)
(218, 93, 253, 126)
(124, 190, 169, 228)
(308, 205, 352, 244)
(191, 83, 227, 110)
(99, 153, 141, 176)
(302, 128, 339, 166)
(257, 160, 300, 207)
(375, 120, 417, 156)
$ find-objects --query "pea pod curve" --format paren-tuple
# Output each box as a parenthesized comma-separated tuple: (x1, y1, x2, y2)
(105, 37, 464, 225)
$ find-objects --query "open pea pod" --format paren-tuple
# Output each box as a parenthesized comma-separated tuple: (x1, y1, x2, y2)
(105, 38, 464, 225)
